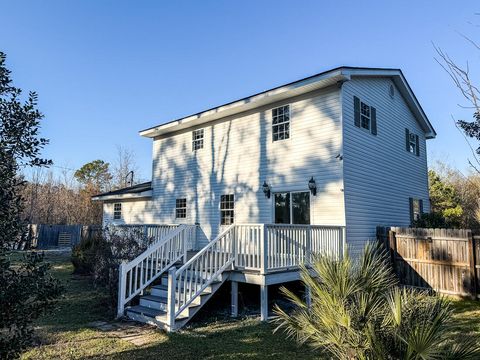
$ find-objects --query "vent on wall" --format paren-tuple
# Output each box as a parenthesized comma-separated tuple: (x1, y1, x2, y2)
(389, 84, 395, 99)
(58, 232, 71, 246)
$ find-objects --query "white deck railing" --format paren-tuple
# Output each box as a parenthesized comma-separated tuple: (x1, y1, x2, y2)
(116, 224, 196, 318)
(115, 224, 181, 245)
(231, 223, 345, 273)
(165, 223, 345, 328)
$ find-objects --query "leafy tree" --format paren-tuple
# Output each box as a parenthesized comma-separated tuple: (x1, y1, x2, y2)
(0, 51, 63, 358)
(427, 170, 463, 227)
(273, 244, 480, 359)
(74, 159, 112, 191)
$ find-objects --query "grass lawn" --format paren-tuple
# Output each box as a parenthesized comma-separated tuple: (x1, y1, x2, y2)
(14, 250, 316, 360)
(10, 250, 480, 359)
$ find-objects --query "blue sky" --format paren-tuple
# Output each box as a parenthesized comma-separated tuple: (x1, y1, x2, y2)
(1, 1, 479, 180)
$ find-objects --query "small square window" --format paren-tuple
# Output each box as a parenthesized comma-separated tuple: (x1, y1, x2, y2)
(220, 194, 234, 225)
(113, 203, 122, 220)
(175, 198, 187, 219)
(192, 129, 204, 151)
(272, 105, 290, 141)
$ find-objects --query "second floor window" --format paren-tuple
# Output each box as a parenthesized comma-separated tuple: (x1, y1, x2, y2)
(220, 194, 234, 225)
(175, 198, 187, 218)
(360, 102, 371, 130)
(272, 105, 290, 141)
(354, 96, 377, 135)
(113, 203, 122, 220)
(405, 128, 420, 156)
(192, 129, 204, 151)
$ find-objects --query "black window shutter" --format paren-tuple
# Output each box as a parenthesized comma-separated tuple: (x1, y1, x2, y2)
(371, 107, 377, 135)
(354, 96, 360, 127)
(415, 134, 420, 156)
(409, 197, 414, 225)
(405, 128, 410, 152)
(419, 199, 424, 215)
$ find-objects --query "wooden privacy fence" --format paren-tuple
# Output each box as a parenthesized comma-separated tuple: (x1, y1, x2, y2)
(377, 227, 480, 298)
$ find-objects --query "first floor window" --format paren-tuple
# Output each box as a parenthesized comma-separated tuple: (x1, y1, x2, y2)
(274, 191, 310, 225)
(409, 197, 423, 224)
(113, 203, 122, 220)
(272, 105, 290, 141)
(220, 194, 234, 225)
(192, 128, 204, 150)
(176, 198, 187, 218)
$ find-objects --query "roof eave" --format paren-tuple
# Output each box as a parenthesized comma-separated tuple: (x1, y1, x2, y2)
(91, 190, 153, 202)
(139, 68, 349, 138)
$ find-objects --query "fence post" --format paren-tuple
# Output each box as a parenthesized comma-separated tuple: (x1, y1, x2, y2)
(260, 224, 268, 275)
(388, 229, 397, 272)
(167, 267, 177, 332)
(467, 230, 478, 299)
(117, 261, 126, 319)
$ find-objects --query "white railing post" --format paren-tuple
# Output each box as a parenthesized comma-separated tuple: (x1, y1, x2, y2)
(182, 227, 188, 263)
(306, 226, 312, 265)
(117, 261, 127, 319)
(260, 224, 268, 275)
(232, 226, 237, 270)
(341, 227, 347, 260)
(167, 266, 177, 332)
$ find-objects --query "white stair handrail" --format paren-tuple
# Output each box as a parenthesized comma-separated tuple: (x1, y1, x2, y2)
(167, 224, 235, 329)
(117, 224, 196, 318)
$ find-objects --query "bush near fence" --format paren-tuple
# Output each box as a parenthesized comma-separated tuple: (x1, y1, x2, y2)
(377, 226, 480, 299)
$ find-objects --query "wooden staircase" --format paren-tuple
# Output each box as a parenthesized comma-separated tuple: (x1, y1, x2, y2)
(125, 270, 229, 331)
(119, 224, 235, 331)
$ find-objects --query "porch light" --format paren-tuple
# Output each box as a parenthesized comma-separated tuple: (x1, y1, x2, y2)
(308, 177, 317, 196)
(262, 181, 271, 199)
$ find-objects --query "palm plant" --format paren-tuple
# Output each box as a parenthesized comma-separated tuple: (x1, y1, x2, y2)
(273, 243, 480, 360)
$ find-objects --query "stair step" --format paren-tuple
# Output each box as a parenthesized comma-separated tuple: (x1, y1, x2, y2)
(159, 274, 222, 287)
(139, 294, 199, 313)
(126, 305, 189, 322)
(151, 284, 213, 298)
(126, 305, 165, 318)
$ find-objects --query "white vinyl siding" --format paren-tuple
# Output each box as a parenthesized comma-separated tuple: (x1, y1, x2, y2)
(342, 77, 430, 256)
(103, 199, 153, 226)
(151, 86, 345, 248)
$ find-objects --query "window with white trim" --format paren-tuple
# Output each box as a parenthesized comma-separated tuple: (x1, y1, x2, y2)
(192, 129, 204, 151)
(220, 194, 234, 225)
(272, 105, 290, 141)
(405, 128, 420, 156)
(113, 203, 122, 220)
(175, 198, 186, 219)
(360, 101, 371, 130)
(409, 133, 417, 154)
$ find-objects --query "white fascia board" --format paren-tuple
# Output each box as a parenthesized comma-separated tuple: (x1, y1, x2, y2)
(91, 190, 153, 202)
(139, 70, 347, 138)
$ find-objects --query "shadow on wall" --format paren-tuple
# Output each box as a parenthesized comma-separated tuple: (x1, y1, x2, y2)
(145, 86, 344, 247)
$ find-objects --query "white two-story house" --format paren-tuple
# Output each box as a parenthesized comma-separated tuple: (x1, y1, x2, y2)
(93, 66, 436, 331)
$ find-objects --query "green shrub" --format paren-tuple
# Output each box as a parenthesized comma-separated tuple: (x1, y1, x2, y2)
(273, 243, 480, 359)
(1, 252, 64, 359)
(71, 234, 104, 275)
(71, 226, 151, 316)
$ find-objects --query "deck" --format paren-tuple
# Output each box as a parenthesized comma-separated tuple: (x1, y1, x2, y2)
(116, 223, 345, 331)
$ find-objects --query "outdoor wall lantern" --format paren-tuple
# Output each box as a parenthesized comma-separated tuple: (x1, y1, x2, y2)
(308, 177, 317, 196)
(262, 181, 271, 199)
